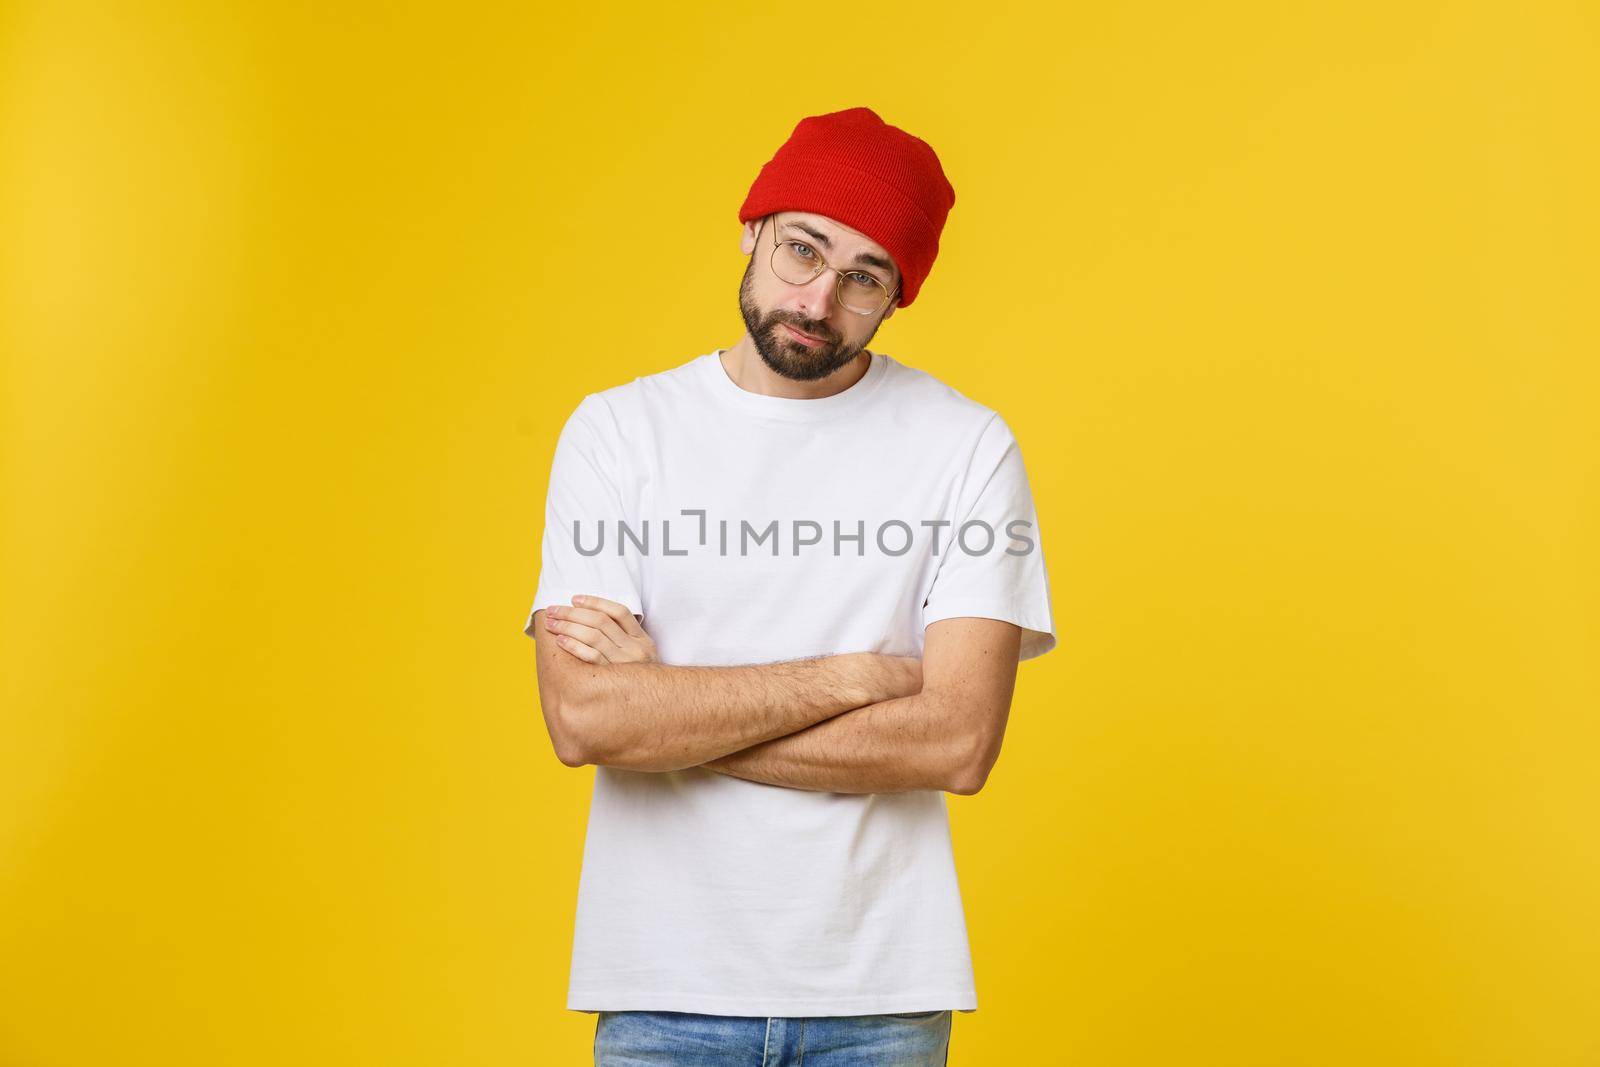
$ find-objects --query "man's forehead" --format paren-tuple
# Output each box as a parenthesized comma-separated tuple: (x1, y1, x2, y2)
(779, 212, 880, 249)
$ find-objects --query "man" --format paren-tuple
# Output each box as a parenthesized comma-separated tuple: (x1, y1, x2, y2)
(523, 107, 1057, 1065)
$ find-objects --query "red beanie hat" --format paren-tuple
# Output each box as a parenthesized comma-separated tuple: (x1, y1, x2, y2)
(738, 107, 956, 309)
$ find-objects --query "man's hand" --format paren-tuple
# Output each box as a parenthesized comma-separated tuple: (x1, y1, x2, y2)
(543, 595, 660, 664)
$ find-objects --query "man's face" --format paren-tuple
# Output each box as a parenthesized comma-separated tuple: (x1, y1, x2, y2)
(737, 211, 900, 382)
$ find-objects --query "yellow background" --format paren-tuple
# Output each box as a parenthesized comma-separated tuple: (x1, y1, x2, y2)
(3, 2, 1595, 1064)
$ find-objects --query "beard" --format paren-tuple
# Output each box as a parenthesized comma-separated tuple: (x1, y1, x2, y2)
(738, 259, 878, 382)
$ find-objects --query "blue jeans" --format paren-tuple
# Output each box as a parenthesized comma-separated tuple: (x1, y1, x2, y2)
(594, 1010, 953, 1065)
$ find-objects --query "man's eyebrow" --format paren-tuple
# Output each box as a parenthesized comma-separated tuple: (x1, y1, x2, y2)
(781, 219, 897, 278)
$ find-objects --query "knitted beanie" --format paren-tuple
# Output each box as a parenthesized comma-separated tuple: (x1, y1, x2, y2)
(737, 107, 956, 308)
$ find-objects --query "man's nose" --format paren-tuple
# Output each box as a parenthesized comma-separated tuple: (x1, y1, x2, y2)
(791, 271, 837, 322)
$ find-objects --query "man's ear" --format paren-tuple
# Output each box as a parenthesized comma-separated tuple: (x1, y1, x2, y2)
(883, 301, 898, 321)
(739, 219, 760, 255)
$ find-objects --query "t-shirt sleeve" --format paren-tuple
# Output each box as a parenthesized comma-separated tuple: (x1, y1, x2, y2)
(921, 414, 1058, 661)
(522, 394, 645, 638)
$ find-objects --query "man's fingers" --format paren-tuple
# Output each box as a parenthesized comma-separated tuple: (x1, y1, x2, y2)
(573, 595, 648, 638)
(557, 605, 632, 648)
(550, 617, 626, 657)
(555, 634, 607, 664)
(554, 597, 658, 665)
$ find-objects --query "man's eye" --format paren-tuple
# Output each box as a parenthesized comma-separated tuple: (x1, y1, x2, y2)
(847, 272, 881, 287)
(789, 242, 816, 259)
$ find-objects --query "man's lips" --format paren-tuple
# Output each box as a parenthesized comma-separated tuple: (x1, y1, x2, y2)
(779, 322, 828, 346)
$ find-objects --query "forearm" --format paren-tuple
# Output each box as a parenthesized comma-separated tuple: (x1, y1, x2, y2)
(561, 653, 917, 772)
(702, 690, 970, 794)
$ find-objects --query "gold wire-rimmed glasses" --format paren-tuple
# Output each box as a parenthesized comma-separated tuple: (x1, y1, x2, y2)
(763, 214, 900, 316)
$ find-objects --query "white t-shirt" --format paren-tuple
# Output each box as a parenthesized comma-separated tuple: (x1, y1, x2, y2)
(523, 348, 1057, 1017)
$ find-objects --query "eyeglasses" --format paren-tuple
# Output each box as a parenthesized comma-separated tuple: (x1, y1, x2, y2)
(762, 214, 900, 316)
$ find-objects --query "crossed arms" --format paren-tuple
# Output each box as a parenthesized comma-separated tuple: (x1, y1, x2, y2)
(529, 596, 1021, 795)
